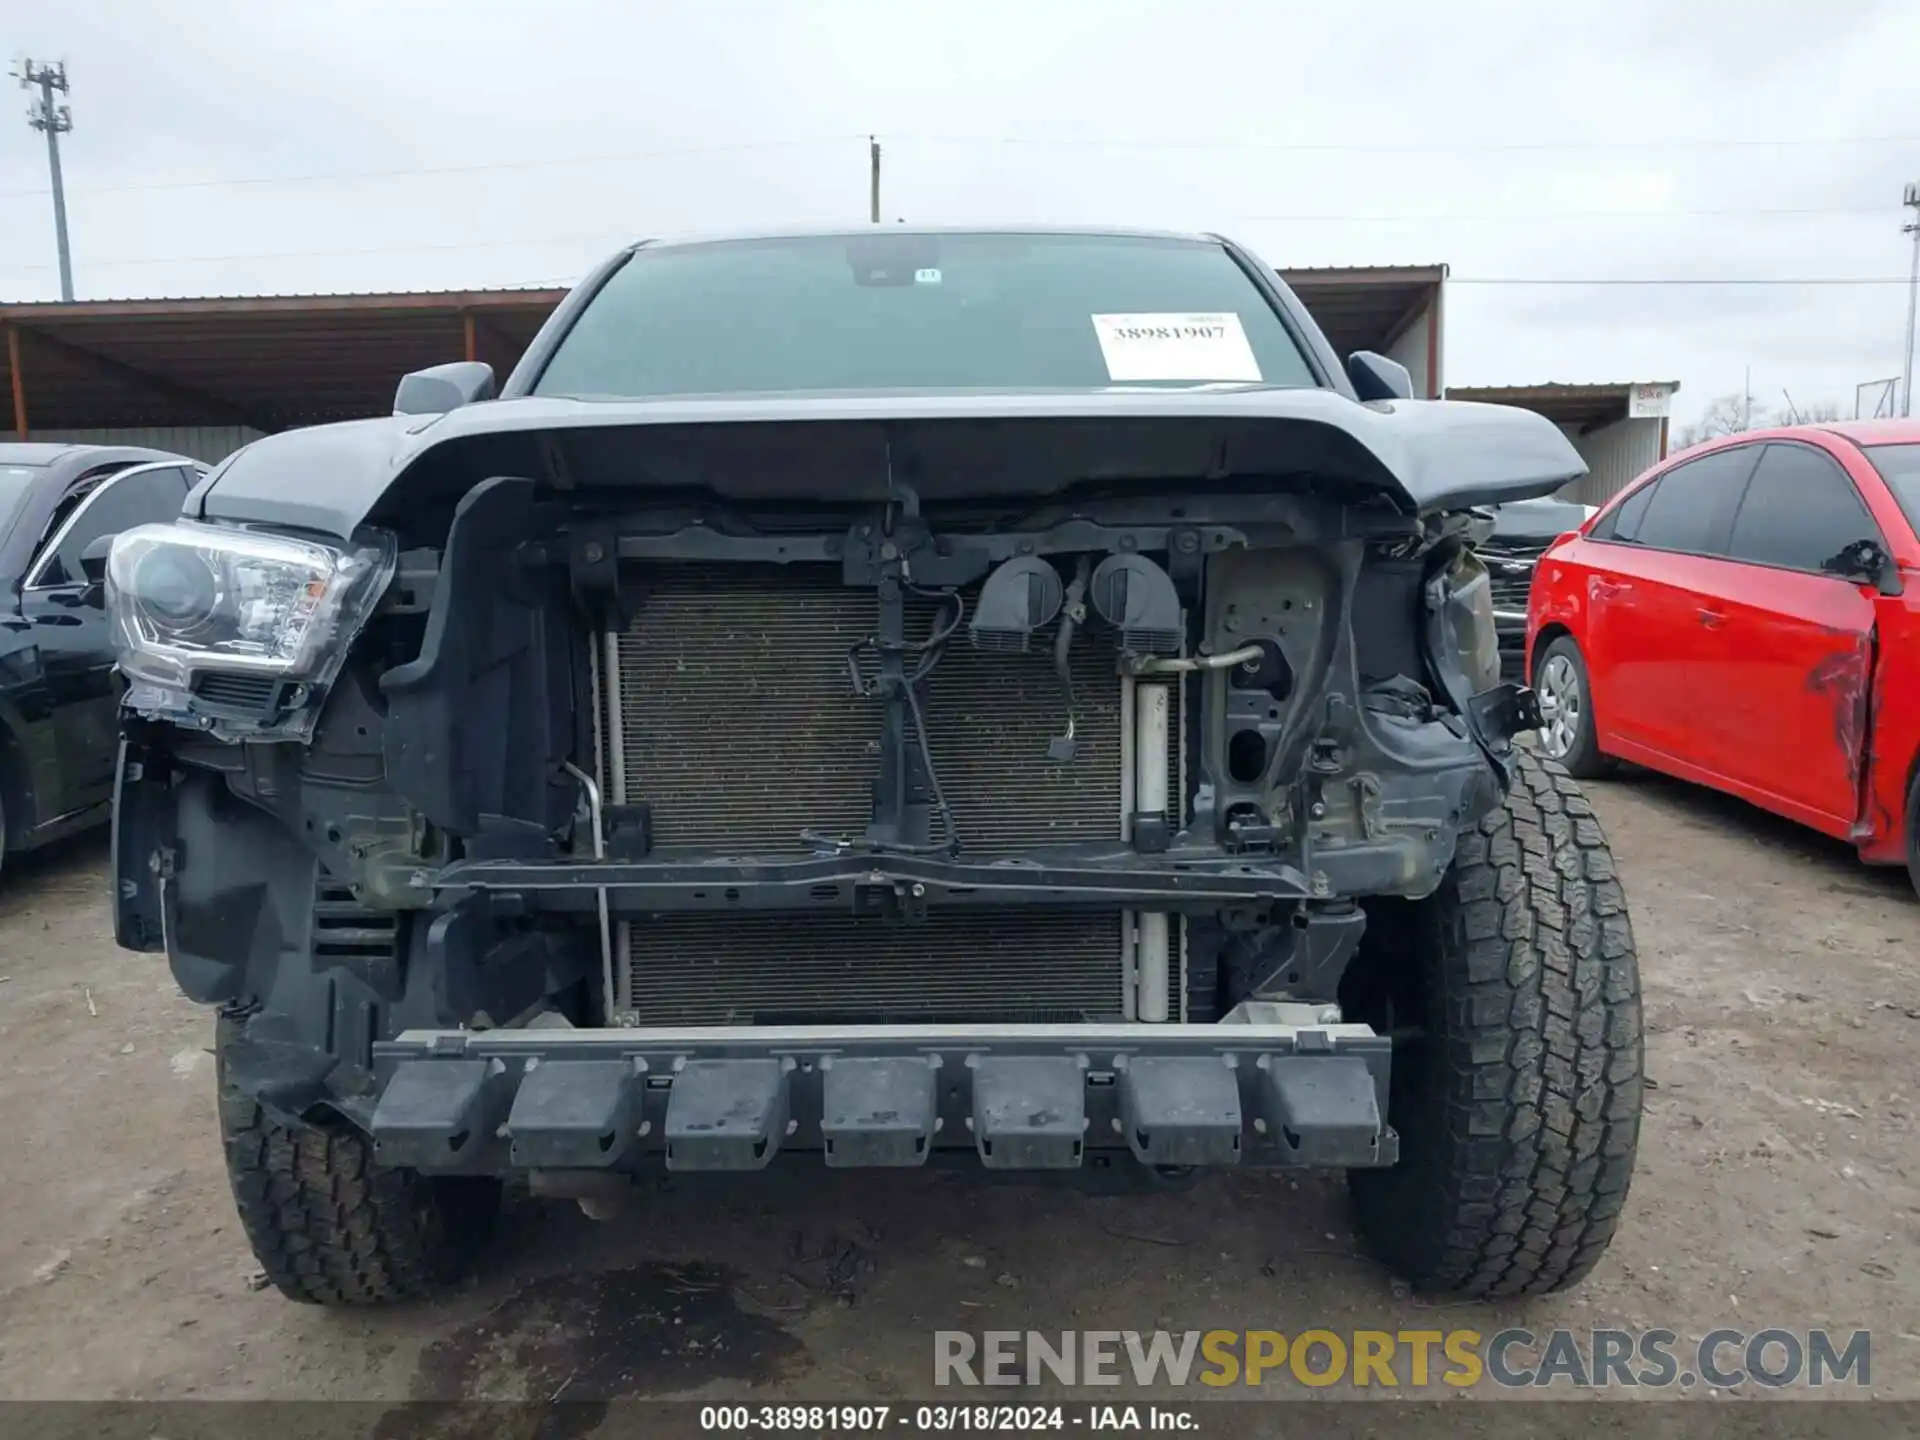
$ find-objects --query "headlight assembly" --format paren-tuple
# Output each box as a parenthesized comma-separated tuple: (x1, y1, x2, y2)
(107, 521, 396, 740)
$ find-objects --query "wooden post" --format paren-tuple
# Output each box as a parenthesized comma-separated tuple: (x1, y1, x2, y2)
(5, 326, 25, 438)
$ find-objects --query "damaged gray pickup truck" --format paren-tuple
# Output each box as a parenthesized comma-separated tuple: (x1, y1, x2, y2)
(105, 226, 1643, 1306)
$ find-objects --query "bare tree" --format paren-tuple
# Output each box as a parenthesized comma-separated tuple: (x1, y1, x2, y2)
(1674, 392, 1767, 450)
(1779, 397, 1844, 424)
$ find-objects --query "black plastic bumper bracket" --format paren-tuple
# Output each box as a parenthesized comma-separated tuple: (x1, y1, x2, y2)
(1119, 1056, 1243, 1167)
(370, 1058, 508, 1169)
(821, 1057, 938, 1168)
(664, 1059, 790, 1171)
(972, 1056, 1086, 1170)
(506, 1059, 639, 1168)
(1258, 1054, 1384, 1166)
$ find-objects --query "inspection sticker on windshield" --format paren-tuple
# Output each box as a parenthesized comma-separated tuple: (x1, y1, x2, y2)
(1091, 312, 1262, 382)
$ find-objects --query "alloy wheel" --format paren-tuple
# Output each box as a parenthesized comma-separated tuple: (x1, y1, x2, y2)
(1536, 653, 1582, 761)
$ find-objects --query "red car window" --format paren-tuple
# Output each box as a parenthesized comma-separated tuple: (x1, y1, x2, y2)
(1629, 446, 1756, 555)
(1725, 444, 1882, 574)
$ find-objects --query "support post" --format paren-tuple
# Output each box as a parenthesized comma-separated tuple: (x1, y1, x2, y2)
(6, 326, 25, 438)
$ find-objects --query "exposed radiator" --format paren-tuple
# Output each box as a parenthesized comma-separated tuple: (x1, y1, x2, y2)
(619, 911, 1126, 1025)
(611, 563, 1152, 854)
(607, 561, 1185, 1026)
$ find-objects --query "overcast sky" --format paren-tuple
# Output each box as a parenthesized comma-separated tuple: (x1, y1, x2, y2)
(4, 0, 1917, 425)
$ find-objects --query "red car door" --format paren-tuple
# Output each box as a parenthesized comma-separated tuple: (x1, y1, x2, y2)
(1690, 441, 1883, 835)
(1579, 445, 1757, 764)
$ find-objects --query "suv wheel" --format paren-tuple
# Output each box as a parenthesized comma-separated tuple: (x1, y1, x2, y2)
(1345, 751, 1644, 1298)
(216, 1017, 500, 1304)
(1534, 636, 1610, 779)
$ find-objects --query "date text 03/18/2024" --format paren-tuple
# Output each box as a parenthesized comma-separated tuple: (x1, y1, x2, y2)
(698, 1405, 1190, 1432)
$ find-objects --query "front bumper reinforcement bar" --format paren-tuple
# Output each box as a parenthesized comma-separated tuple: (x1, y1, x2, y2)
(370, 1015, 1397, 1176)
(432, 851, 1318, 913)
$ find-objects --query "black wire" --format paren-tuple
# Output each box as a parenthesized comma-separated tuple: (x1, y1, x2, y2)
(901, 678, 961, 856)
(837, 585, 966, 855)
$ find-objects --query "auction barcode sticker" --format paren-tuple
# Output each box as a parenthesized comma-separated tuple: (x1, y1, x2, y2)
(1090, 312, 1262, 382)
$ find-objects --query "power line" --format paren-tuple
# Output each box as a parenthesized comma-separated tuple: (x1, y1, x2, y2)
(895, 131, 1920, 154)
(1226, 203, 1894, 221)
(3, 129, 1913, 202)
(1, 214, 1904, 275)
(1449, 276, 1911, 286)
(0, 134, 871, 200)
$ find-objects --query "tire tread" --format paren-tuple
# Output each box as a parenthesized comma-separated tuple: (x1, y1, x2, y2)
(1352, 751, 1644, 1298)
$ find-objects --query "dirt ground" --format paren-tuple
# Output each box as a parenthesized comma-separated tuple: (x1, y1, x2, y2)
(0, 768, 1915, 1417)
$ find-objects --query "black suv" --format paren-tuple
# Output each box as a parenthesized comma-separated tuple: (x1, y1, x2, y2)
(106, 227, 1644, 1305)
(1480, 497, 1595, 680)
(0, 443, 202, 874)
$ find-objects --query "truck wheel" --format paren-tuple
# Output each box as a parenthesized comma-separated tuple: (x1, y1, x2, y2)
(215, 1018, 499, 1304)
(1533, 636, 1610, 779)
(1345, 751, 1644, 1298)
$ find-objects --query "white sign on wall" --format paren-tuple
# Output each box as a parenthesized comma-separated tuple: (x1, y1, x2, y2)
(1627, 383, 1675, 420)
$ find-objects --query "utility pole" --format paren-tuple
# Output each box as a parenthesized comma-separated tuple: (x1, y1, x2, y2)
(1742, 365, 1752, 430)
(1901, 181, 1919, 418)
(869, 135, 881, 223)
(15, 59, 74, 301)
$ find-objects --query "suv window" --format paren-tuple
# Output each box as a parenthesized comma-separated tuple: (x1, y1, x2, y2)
(532, 232, 1319, 397)
(1726, 443, 1880, 575)
(32, 464, 190, 588)
(1628, 446, 1756, 554)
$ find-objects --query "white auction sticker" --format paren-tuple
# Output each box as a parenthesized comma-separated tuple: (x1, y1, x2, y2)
(1090, 312, 1262, 382)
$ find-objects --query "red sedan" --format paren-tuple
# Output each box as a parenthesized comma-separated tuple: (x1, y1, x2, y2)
(1526, 420, 1920, 895)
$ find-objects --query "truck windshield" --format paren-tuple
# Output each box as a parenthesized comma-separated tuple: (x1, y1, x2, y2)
(531, 232, 1319, 398)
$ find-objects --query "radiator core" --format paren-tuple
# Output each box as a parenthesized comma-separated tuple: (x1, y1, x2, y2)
(608, 561, 1182, 1026)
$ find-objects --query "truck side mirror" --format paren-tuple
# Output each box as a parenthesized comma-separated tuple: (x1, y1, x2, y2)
(394, 361, 496, 416)
(1347, 351, 1414, 402)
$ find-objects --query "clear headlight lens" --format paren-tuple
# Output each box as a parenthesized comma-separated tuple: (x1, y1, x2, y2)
(107, 521, 396, 740)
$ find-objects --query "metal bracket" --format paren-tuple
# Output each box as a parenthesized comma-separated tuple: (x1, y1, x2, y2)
(1257, 1054, 1386, 1167)
(1467, 682, 1543, 745)
(1118, 1056, 1243, 1167)
(664, 1059, 790, 1171)
(971, 1055, 1087, 1169)
(853, 877, 929, 925)
(370, 1058, 510, 1169)
(822, 1056, 938, 1167)
(506, 1059, 639, 1168)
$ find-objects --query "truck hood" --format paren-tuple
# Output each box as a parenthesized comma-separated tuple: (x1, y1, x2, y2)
(193, 387, 1587, 539)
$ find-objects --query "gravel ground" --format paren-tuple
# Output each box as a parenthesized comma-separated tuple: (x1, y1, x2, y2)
(0, 768, 1914, 1420)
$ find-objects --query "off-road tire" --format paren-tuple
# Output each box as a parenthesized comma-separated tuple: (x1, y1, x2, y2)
(1345, 751, 1644, 1298)
(215, 1017, 499, 1304)
(1534, 636, 1611, 780)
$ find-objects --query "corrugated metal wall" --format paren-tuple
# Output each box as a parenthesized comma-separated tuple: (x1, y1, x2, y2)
(1384, 308, 1432, 400)
(33, 425, 263, 464)
(1560, 417, 1663, 505)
